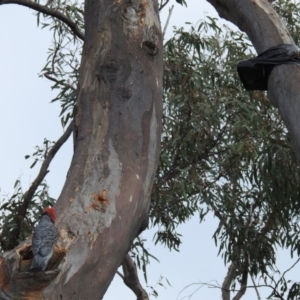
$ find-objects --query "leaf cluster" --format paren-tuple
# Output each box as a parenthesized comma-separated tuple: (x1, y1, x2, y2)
(25, 138, 55, 169)
(274, 0, 300, 45)
(151, 13, 300, 299)
(36, 0, 83, 127)
(0, 180, 55, 252)
(130, 236, 159, 283)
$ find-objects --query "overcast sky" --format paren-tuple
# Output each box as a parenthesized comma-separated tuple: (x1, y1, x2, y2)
(0, 1, 299, 299)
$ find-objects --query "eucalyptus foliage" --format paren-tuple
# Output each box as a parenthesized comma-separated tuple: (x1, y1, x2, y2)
(0, 179, 55, 250)
(36, 0, 83, 127)
(150, 2, 300, 298)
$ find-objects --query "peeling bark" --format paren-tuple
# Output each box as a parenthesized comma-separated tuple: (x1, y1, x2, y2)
(0, 0, 162, 299)
(50, 0, 163, 298)
(207, 0, 300, 163)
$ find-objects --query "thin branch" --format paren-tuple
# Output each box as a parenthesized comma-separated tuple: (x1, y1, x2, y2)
(272, 257, 300, 296)
(43, 42, 77, 90)
(281, 257, 300, 279)
(121, 254, 149, 300)
(248, 256, 260, 300)
(44, 73, 76, 91)
(117, 270, 124, 280)
(232, 270, 248, 300)
(163, 5, 174, 39)
(246, 204, 261, 300)
(5, 121, 74, 250)
(0, 0, 84, 41)
(159, 0, 169, 11)
(249, 264, 260, 300)
(179, 280, 286, 297)
(210, 201, 231, 232)
(53, 41, 61, 71)
(156, 113, 234, 190)
(177, 281, 221, 300)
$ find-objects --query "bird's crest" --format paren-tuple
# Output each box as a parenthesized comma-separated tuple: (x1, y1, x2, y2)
(43, 206, 56, 223)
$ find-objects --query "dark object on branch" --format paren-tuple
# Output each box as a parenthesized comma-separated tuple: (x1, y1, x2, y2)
(237, 44, 300, 91)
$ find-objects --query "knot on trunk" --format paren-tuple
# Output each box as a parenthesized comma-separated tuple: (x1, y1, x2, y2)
(142, 41, 159, 60)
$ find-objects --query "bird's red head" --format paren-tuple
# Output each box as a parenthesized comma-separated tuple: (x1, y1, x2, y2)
(43, 206, 56, 223)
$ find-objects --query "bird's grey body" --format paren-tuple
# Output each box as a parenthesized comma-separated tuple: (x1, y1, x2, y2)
(30, 212, 58, 271)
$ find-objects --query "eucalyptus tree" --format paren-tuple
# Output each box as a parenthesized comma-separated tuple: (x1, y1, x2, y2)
(0, 0, 163, 298)
(151, 1, 300, 299)
(1, 0, 300, 299)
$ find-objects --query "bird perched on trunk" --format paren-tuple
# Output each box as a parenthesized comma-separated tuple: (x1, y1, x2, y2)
(30, 207, 58, 271)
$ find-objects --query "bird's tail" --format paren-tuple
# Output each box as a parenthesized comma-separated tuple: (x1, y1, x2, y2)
(30, 255, 46, 271)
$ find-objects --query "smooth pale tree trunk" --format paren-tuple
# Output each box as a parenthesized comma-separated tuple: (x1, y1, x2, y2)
(0, 0, 162, 299)
(207, 0, 300, 163)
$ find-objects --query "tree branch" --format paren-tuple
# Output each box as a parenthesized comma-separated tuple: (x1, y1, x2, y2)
(159, 0, 169, 11)
(272, 257, 300, 297)
(247, 204, 261, 300)
(162, 5, 174, 39)
(117, 270, 125, 280)
(232, 269, 248, 300)
(0, 0, 84, 41)
(121, 254, 149, 300)
(222, 263, 235, 300)
(5, 121, 73, 250)
(44, 73, 76, 91)
(207, 0, 292, 53)
(210, 201, 231, 232)
(43, 42, 77, 91)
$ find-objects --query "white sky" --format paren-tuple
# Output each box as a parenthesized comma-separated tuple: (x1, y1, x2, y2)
(0, 1, 299, 299)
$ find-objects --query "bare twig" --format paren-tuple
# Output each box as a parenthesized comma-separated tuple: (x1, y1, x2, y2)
(5, 121, 74, 250)
(0, 0, 84, 41)
(281, 257, 300, 280)
(121, 254, 149, 300)
(159, 0, 169, 11)
(177, 281, 221, 300)
(272, 257, 300, 296)
(117, 270, 124, 279)
(178, 280, 288, 299)
(163, 5, 174, 39)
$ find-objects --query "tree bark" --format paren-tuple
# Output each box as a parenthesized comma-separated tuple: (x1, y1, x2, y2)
(222, 263, 235, 300)
(207, 0, 300, 163)
(120, 254, 149, 300)
(0, 0, 162, 299)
